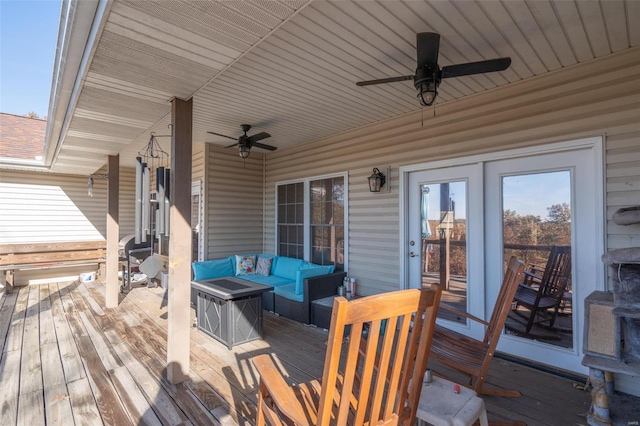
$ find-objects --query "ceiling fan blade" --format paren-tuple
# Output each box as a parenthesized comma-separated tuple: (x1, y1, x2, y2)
(417, 32, 440, 68)
(356, 75, 414, 86)
(248, 132, 271, 143)
(207, 131, 237, 141)
(252, 142, 277, 151)
(441, 57, 511, 79)
(225, 142, 238, 148)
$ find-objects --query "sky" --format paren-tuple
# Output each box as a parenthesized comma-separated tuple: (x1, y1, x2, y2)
(0, 0, 61, 118)
(423, 171, 571, 221)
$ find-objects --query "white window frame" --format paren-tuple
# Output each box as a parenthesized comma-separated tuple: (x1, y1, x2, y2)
(275, 172, 349, 270)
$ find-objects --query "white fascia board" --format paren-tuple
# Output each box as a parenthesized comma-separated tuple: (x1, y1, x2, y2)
(43, 0, 111, 169)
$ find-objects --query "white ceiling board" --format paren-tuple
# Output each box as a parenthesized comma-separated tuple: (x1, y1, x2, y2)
(526, 0, 577, 67)
(601, 0, 629, 53)
(575, 0, 612, 58)
(43, 0, 639, 173)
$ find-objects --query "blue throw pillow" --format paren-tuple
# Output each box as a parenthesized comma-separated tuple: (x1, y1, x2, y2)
(192, 258, 233, 281)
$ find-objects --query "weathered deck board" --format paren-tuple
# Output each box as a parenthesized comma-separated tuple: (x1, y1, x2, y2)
(0, 290, 18, 352)
(110, 365, 163, 426)
(17, 389, 45, 425)
(3, 286, 28, 353)
(0, 349, 21, 424)
(41, 341, 74, 426)
(66, 376, 103, 425)
(49, 283, 86, 383)
(61, 285, 133, 426)
(20, 286, 43, 394)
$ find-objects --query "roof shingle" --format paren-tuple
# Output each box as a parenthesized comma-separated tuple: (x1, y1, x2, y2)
(0, 113, 45, 160)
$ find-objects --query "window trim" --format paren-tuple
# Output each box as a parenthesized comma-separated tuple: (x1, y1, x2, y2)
(275, 172, 348, 270)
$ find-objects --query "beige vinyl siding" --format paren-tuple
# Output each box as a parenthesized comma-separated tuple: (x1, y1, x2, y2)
(0, 169, 107, 244)
(192, 141, 205, 182)
(204, 145, 264, 259)
(118, 166, 135, 238)
(0, 167, 138, 244)
(605, 131, 640, 250)
(264, 47, 640, 298)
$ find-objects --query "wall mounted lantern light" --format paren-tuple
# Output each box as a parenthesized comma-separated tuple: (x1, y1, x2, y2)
(368, 167, 386, 193)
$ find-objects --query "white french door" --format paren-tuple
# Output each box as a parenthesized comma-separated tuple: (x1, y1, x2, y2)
(407, 164, 486, 338)
(405, 138, 603, 373)
(485, 148, 601, 373)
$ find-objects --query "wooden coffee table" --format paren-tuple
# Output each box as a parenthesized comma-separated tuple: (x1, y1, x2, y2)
(191, 277, 273, 349)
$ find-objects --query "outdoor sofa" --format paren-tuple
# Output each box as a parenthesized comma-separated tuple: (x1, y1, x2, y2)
(192, 254, 346, 323)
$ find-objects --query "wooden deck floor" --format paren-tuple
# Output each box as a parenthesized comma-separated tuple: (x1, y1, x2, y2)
(0, 280, 591, 425)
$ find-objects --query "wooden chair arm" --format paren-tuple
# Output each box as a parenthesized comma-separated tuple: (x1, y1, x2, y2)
(522, 270, 542, 287)
(252, 354, 309, 425)
(439, 304, 490, 327)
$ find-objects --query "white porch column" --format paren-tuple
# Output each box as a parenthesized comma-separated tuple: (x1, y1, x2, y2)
(105, 154, 120, 308)
(167, 97, 192, 384)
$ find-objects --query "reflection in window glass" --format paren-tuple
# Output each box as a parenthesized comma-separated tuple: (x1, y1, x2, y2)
(277, 182, 304, 259)
(503, 171, 573, 349)
(311, 177, 344, 269)
(420, 181, 468, 323)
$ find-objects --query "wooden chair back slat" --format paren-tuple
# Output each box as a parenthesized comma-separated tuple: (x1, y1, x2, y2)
(485, 256, 525, 344)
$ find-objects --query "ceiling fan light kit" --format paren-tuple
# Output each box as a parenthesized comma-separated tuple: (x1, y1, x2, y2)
(414, 66, 440, 107)
(356, 32, 511, 107)
(239, 145, 251, 158)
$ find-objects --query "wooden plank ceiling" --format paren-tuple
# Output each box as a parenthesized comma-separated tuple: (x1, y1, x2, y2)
(52, 0, 640, 174)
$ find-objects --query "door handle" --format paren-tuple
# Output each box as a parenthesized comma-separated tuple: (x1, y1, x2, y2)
(409, 252, 418, 258)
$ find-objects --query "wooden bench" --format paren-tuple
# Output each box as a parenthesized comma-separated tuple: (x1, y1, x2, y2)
(0, 241, 106, 293)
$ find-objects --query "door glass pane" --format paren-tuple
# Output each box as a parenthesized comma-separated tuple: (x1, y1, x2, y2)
(420, 181, 468, 323)
(503, 171, 573, 349)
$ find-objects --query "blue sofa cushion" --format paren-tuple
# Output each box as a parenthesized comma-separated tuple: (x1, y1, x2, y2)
(240, 274, 293, 287)
(192, 258, 233, 281)
(295, 265, 335, 295)
(273, 283, 304, 303)
(272, 257, 304, 281)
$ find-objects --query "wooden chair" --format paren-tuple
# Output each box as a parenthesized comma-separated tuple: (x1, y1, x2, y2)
(512, 245, 571, 333)
(252, 288, 440, 426)
(429, 256, 525, 398)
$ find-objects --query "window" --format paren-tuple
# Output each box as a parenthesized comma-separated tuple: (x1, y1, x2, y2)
(277, 174, 347, 270)
(277, 182, 304, 259)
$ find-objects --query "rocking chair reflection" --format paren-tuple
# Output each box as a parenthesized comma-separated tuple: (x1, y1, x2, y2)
(512, 245, 572, 334)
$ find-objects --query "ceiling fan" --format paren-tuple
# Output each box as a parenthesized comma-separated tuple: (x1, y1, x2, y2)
(356, 32, 511, 107)
(207, 124, 277, 158)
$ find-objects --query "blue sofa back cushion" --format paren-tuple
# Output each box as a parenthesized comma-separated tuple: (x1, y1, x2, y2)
(295, 265, 335, 295)
(272, 257, 305, 281)
(192, 258, 233, 281)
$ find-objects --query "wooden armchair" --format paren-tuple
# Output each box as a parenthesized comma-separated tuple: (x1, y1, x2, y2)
(429, 256, 525, 397)
(512, 245, 571, 333)
(252, 288, 440, 426)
